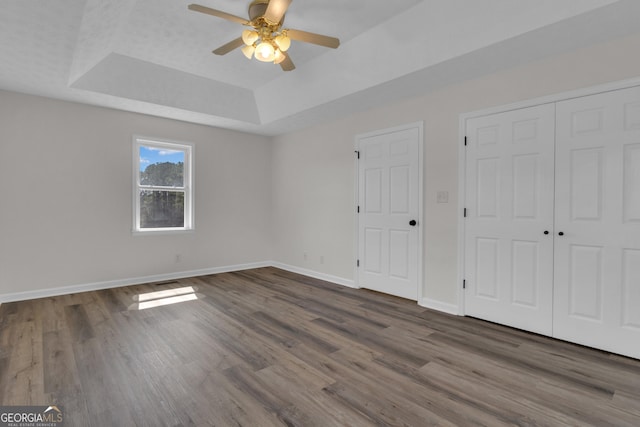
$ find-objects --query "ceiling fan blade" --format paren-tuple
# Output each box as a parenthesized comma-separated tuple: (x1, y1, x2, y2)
(188, 4, 248, 25)
(280, 52, 295, 71)
(264, 0, 291, 24)
(213, 37, 245, 55)
(287, 29, 339, 49)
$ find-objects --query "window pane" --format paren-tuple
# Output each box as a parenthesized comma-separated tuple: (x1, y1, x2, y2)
(139, 146, 185, 187)
(139, 190, 185, 228)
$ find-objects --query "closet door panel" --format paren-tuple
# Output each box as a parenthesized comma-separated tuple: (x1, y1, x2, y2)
(464, 104, 555, 335)
(554, 86, 640, 359)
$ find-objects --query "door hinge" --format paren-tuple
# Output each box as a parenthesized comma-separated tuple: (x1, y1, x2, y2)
(357, 259, 360, 267)
(464, 208, 467, 218)
(357, 205, 360, 213)
(464, 136, 467, 147)
(354, 150, 360, 159)
(463, 279, 466, 289)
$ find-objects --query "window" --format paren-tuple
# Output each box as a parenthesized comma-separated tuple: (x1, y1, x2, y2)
(133, 137, 193, 233)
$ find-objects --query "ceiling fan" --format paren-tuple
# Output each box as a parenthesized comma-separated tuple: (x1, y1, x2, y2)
(188, 0, 340, 71)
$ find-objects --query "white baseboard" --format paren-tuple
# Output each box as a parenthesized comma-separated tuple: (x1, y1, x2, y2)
(419, 297, 460, 316)
(0, 261, 459, 317)
(270, 262, 357, 289)
(0, 261, 271, 303)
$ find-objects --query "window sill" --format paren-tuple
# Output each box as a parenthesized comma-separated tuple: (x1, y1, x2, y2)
(132, 228, 195, 237)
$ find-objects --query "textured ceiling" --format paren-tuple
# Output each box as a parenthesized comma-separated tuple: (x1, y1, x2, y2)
(0, 0, 638, 135)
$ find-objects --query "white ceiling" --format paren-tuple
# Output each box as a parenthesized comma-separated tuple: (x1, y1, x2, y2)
(1, 0, 638, 135)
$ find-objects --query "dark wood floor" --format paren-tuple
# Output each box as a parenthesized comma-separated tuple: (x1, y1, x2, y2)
(1, 267, 639, 426)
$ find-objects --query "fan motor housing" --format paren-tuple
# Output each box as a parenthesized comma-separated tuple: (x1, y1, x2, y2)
(248, 0, 269, 21)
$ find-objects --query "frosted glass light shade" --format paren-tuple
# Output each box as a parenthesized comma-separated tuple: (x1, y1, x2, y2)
(255, 42, 275, 62)
(242, 30, 259, 45)
(241, 44, 255, 59)
(273, 49, 285, 64)
(274, 34, 291, 52)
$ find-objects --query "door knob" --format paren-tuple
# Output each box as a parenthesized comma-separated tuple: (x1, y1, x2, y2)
(544, 231, 549, 235)
(409, 220, 417, 226)
(558, 232, 564, 236)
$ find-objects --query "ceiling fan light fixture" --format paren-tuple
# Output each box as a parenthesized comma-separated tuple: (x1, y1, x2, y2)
(241, 44, 256, 59)
(242, 29, 259, 45)
(188, 1, 340, 72)
(274, 34, 291, 52)
(255, 41, 275, 62)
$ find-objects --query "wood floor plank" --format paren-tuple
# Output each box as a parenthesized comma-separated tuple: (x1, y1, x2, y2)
(64, 304, 95, 344)
(421, 361, 607, 426)
(518, 341, 640, 397)
(0, 304, 19, 396)
(611, 391, 640, 418)
(2, 319, 45, 405)
(323, 380, 454, 427)
(184, 360, 284, 426)
(329, 345, 519, 427)
(1, 267, 640, 426)
(312, 317, 429, 367)
(427, 330, 618, 398)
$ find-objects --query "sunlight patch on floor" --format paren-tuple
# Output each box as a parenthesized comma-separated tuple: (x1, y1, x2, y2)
(130, 286, 199, 310)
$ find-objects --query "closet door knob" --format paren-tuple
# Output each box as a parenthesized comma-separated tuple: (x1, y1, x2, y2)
(558, 232, 565, 236)
(544, 231, 549, 235)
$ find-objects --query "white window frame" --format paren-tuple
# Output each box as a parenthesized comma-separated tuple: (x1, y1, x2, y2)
(133, 136, 194, 235)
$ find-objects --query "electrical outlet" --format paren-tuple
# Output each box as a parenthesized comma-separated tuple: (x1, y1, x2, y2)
(175, 254, 182, 263)
(303, 251, 308, 261)
(320, 255, 324, 264)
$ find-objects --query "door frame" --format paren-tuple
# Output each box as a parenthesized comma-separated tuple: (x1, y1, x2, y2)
(354, 121, 424, 303)
(458, 75, 640, 316)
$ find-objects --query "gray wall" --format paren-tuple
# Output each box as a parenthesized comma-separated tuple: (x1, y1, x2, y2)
(0, 91, 272, 297)
(3, 31, 640, 309)
(270, 31, 640, 308)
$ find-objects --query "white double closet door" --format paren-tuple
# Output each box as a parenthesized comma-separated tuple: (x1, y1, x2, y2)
(464, 85, 640, 359)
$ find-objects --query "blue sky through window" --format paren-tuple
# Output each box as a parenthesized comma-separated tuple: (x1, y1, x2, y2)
(139, 146, 185, 171)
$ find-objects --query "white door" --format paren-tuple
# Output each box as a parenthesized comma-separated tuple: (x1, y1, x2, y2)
(357, 124, 421, 300)
(464, 104, 555, 335)
(554, 86, 640, 359)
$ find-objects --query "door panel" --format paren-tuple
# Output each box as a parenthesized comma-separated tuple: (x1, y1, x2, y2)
(513, 154, 540, 219)
(622, 249, 640, 328)
(623, 143, 640, 222)
(511, 240, 538, 307)
(570, 148, 603, 221)
(568, 244, 603, 320)
(464, 104, 555, 335)
(364, 168, 382, 213)
(475, 237, 499, 299)
(358, 126, 420, 300)
(390, 166, 410, 213)
(389, 230, 410, 279)
(554, 86, 640, 359)
(364, 228, 382, 274)
(476, 158, 500, 218)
